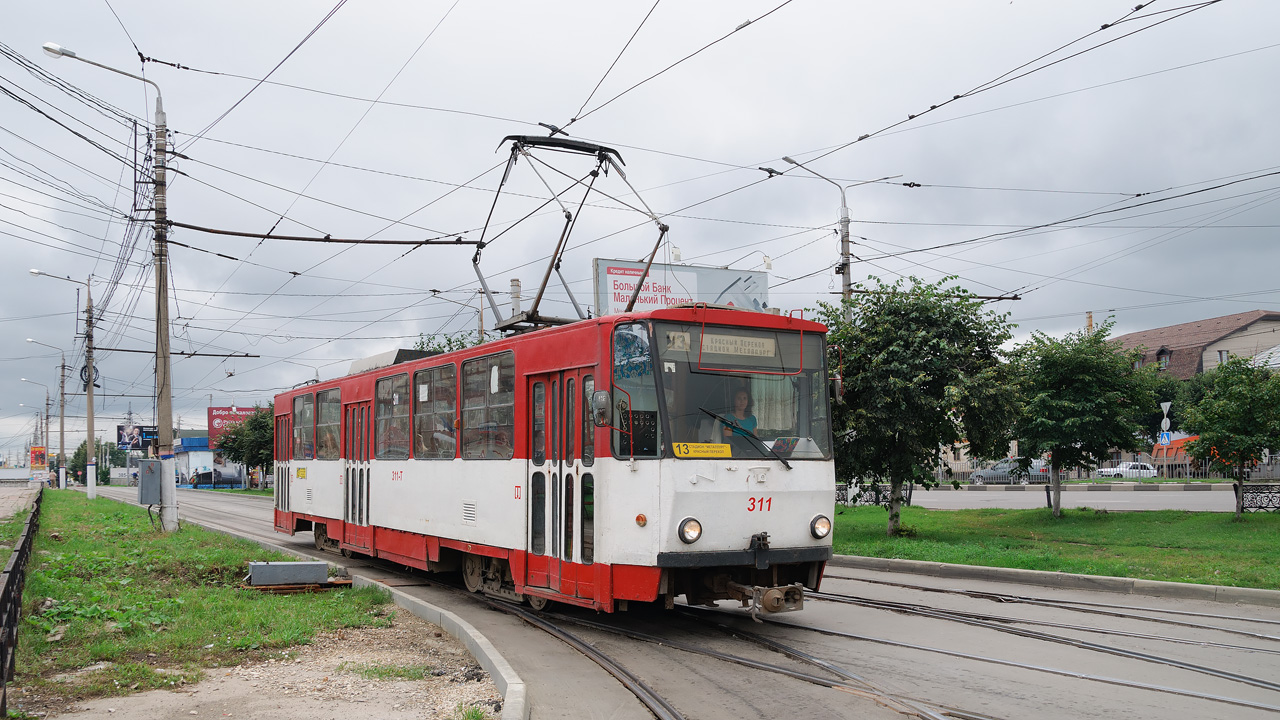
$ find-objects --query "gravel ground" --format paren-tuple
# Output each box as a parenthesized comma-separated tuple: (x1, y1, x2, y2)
(13, 610, 503, 719)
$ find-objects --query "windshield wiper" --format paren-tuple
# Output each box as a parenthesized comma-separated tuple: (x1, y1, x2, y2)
(699, 407, 792, 470)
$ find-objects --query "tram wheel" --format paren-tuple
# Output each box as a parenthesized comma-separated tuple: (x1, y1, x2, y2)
(525, 594, 549, 611)
(462, 555, 484, 593)
(313, 524, 328, 552)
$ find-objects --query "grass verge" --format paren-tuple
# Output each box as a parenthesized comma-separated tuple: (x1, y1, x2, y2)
(832, 505, 1280, 589)
(205, 487, 274, 496)
(16, 490, 393, 704)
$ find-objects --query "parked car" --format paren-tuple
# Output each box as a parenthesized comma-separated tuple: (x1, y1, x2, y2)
(1097, 461, 1157, 478)
(971, 458, 1045, 485)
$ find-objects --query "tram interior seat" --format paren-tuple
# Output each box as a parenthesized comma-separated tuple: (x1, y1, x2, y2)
(696, 417, 718, 443)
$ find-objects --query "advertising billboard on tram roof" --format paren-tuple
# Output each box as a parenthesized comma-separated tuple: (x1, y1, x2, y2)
(592, 258, 769, 316)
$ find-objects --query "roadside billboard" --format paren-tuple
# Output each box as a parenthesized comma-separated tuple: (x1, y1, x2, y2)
(30, 446, 46, 470)
(117, 424, 158, 452)
(208, 407, 257, 448)
(592, 259, 769, 316)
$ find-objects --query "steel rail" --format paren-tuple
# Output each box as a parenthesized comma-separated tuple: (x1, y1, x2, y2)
(824, 573, 1280, 631)
(810, 591, 1280, 693)
(765, 616, 1280, 714)
(482, 599, 686, 720)
(813, 587, 1280, 655)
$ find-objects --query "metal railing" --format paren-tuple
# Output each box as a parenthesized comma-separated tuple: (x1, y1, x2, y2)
(0, 487, 42, 715)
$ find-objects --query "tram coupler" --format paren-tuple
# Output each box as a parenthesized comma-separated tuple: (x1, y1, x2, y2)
(727, 581, 805, 622)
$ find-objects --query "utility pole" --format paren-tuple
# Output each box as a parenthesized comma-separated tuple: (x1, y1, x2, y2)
(29, 325, 70, 489)
(153, 89, 178, 532)
(86, 277, 96, 499)
(41, 41, 175, 526)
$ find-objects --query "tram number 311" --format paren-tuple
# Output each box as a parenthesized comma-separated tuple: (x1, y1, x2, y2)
(747, 497, 772, 512)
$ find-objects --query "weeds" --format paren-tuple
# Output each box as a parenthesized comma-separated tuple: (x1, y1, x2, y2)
(337, 661, 434, 681)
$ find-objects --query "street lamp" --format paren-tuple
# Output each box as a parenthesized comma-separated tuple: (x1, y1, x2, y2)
(44, 42, 176, 530)
(783, 156, 852, 319)
(29, 269, 97, 498)
(20, 378, 50, 448)
(27, 338, 68, 489)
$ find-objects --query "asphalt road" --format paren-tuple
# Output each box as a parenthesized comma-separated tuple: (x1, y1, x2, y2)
(90, 486, 1280, 719)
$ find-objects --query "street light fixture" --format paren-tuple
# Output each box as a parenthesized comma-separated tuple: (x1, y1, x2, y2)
(782, 156, 852, 319)
(20, 378, 50, 448)
(29, 269, 97, 498)
(28, 338, 68, 489)
(44, 42, 176, 529)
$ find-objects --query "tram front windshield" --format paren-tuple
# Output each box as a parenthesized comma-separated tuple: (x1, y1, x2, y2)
(654, 322, 832, 460)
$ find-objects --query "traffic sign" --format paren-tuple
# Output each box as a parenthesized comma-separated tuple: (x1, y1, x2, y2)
(1158, 432, 1173, 446)
(1160, 418, 1170, 432)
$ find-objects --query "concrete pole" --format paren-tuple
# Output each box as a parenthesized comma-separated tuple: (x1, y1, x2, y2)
(59, 352, 66, 489)
(85, 277, 96, 499)
(153, 96, 178, 532)
(782, 157, 852, 320)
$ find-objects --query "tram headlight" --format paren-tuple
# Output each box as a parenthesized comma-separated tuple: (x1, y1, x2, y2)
(810, 514, 832, 539)
(678, 517, 702, 544)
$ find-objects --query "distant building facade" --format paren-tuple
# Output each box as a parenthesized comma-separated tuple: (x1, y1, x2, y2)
(1112, 310, 1280, 379)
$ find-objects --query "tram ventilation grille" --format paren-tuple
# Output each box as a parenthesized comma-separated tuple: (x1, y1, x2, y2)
(462, 500, 477, 526)
(306, 488, 313, 504)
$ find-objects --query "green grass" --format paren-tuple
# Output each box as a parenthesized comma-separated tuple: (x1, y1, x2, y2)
(453, 704, 490, 720)
(0, 507, 32, 568)
(204, 487, 274, 496)
(17, 491, 394, 701)
(832, 505, 1280, 589)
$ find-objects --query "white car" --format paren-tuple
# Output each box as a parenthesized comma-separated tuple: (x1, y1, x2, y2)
(1097, 461, 1157, 478)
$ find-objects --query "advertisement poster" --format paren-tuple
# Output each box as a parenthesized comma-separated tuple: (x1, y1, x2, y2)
(593, 259, 769, 316)
(117, 425, 158, 452)
(208, 407, 257, 448)
(30, 446, 46, 470)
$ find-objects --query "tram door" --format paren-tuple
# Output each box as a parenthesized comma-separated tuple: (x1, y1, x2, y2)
(343, 401, 372, 551)
(526, 369, 594, 598)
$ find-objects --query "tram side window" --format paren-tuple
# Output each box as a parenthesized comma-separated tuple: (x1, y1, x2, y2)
(461, 351, 515, 459)
(275, 415, 289, 461)
(315, 389, 341, 460)
(612, 323, 661, 457)
(292, 394, 315, 460)
(375, 374, 411, 460)
(413, 365, 457, 459)
(581, 375, 594, 466)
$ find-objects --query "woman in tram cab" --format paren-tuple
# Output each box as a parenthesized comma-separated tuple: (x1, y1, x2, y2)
(721, 387, 758, 440)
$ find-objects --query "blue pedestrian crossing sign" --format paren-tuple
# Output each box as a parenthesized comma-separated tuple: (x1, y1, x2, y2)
(1158, 431, 1173, 446)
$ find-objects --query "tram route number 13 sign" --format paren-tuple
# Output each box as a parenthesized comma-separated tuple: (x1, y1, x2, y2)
(673, 442, 732, 458)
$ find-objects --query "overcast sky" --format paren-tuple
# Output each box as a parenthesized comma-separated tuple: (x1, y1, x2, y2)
(3, 0, 1277, 458)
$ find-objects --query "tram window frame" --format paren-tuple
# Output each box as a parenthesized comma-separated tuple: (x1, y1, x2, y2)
(461, 351, 516, 460)
(581, 375, 594, 466)
(531, 382, 546, 466)
(413, 365, 457, 460)
(375, 373, 412, 460)
(611, 323, 662, 459)
(292, 394, 315, 460)
(315, 389, 341, 460)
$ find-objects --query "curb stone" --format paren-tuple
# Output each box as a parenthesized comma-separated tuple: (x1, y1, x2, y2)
(95, 492, 530, 720)
(828, 554, 1280, 609)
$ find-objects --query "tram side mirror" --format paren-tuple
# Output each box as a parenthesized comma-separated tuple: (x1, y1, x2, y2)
(829, 375, 844, 404)
(591, 390, 612, 426)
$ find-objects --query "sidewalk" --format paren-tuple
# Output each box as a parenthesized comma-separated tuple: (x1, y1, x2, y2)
(0, 486, 40, 520)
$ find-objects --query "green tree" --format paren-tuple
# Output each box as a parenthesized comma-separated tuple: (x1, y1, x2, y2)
(67, 438, 124, 485)
(1182, 356, 1280, 519)
(414, 332, 483, 354)
(218, 405, 275, 474)
(1132, 369, 1184, 446)
(1013, 321, 1155, 517)
(815, 277, 1020, 536)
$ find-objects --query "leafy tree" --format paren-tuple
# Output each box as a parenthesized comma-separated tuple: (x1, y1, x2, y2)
(67, 438, 125, 485)
(1013, 321, 1155, 517)
(815, 277, 1020, 536)
(1182, 356, 1280, 519)
(414, 332, 483, 354)
(1133, 369, 1184, 446)
(218, 405, 275, 474)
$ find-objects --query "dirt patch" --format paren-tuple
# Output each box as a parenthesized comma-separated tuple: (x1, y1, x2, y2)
(13, 611, 503, 719)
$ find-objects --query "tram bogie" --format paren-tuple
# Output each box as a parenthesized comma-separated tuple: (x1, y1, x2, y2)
(273, 304, 836, 615)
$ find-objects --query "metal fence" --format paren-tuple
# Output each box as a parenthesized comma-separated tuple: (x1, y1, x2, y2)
(932, 453, 1280, 483)
(0, 487, 42, 715)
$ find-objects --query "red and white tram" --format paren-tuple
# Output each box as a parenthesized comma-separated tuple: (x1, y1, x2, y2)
(273, 304, 835, 615)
